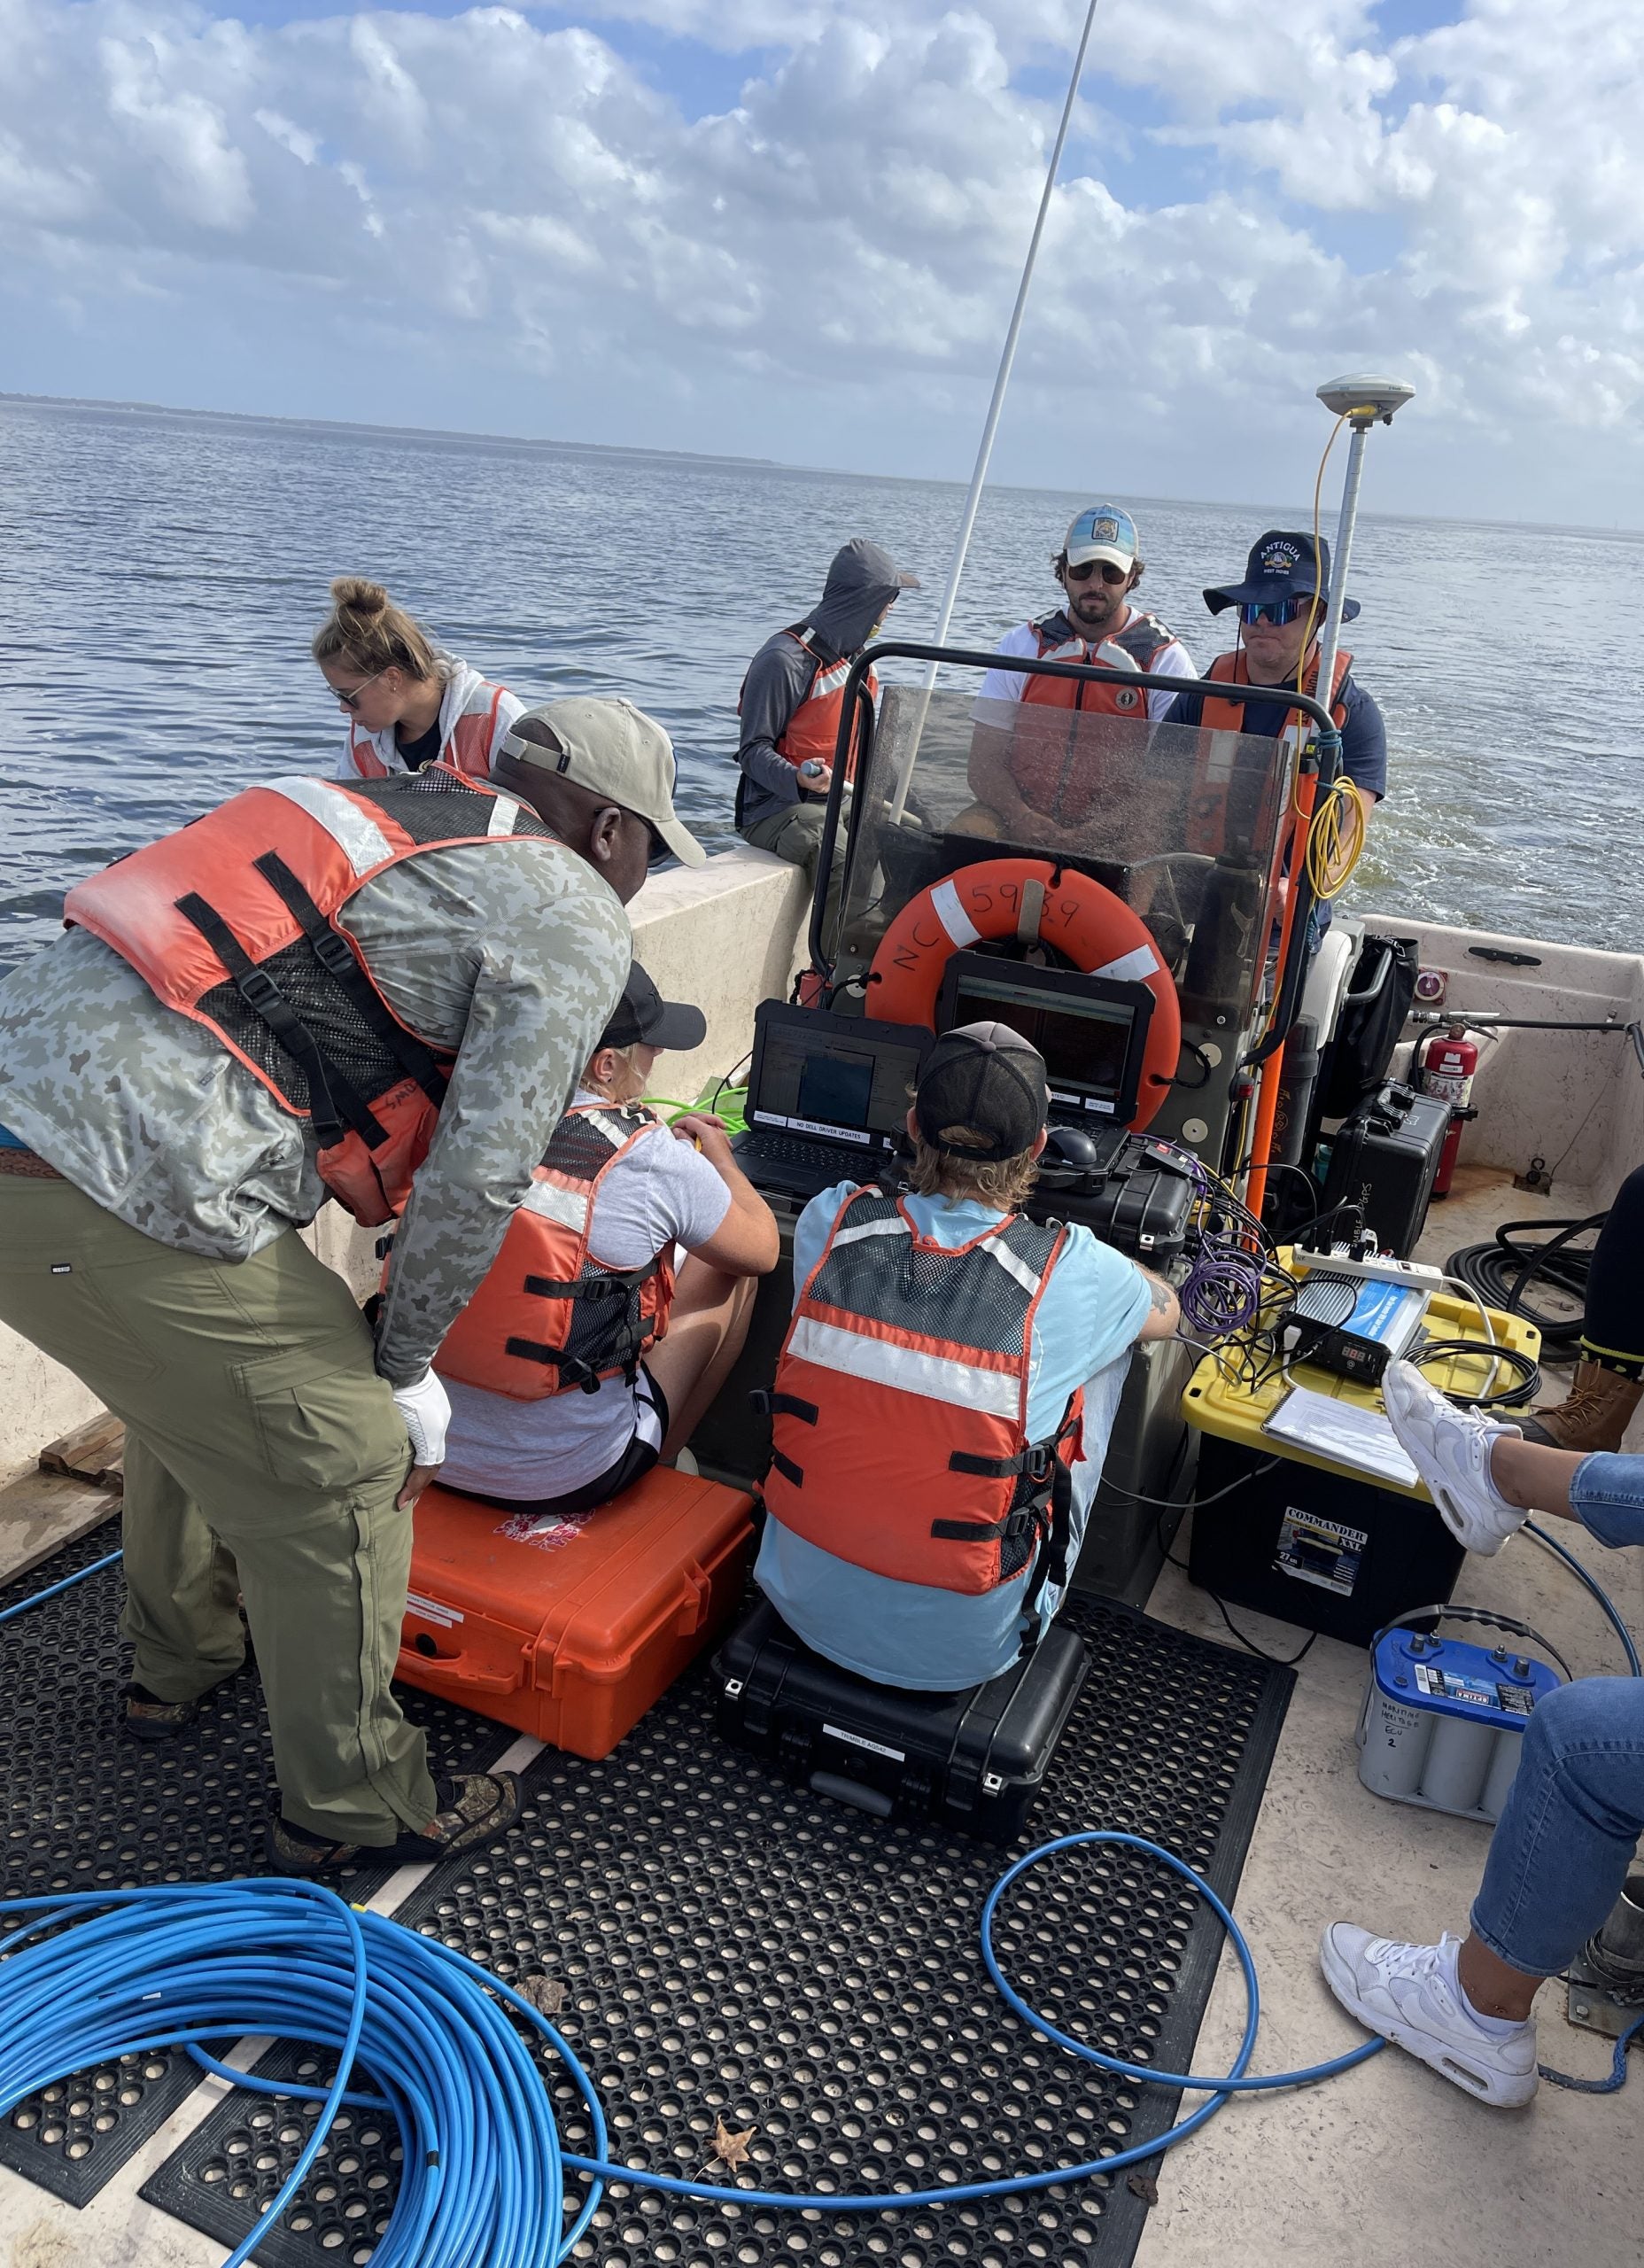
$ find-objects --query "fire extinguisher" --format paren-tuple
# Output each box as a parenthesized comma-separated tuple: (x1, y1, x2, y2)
(1416, 1022, 1478, 1198)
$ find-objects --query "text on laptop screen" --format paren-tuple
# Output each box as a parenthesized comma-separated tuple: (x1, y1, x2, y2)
(949, 970, 1136, 1114)
(753, 1027, 928, 1146)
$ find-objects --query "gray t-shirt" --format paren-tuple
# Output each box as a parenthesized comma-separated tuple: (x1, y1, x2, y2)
(440, 1093, 733, 1498)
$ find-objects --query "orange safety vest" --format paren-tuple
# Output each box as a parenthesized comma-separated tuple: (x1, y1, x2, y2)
(748, 625, 879, 783)
(433, 1103, 678, 1402)
(761, 1186, 1084, 1597)
(345, 671, 515, 781)
(1198, 646, 1351, 744)
(63, 766, 559, 1227)
(1018, 608, 1176, 715)
(1005, 611, 1158, 826)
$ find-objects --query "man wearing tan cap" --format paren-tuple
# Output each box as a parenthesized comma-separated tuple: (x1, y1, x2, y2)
(0, 695, 697, 1876)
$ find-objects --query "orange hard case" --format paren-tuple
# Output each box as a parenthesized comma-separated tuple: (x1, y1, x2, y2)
(396, 1468, 756, 1759)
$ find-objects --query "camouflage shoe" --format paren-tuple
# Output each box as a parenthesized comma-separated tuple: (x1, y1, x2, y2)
(264, 1771, 521, 1877)
(120, 1682, 199, 1741)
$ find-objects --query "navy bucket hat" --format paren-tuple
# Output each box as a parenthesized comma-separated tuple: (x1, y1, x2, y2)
(1203, 530, 1361, 622)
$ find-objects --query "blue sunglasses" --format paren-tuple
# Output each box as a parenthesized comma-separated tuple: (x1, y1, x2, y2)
(1239, 594, 1321, 628)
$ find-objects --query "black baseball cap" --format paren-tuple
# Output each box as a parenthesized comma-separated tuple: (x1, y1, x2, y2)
(1203, 529, 1360, 621)
(599, 963, 707, 1053)
(914, 1022, 1049, 1161)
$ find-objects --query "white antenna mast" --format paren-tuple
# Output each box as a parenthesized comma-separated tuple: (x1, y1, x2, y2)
(885, 0, 1105, 825)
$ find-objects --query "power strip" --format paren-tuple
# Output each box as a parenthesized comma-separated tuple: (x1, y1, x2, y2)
(1289, 1248, 1444, 1293)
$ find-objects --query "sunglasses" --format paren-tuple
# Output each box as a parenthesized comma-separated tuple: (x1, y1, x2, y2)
(1239, 596, 1320, 628)
(333, 665, 391, 711)
(1066, 559, 1130, 586)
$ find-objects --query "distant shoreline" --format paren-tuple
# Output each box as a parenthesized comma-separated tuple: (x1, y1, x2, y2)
(3, 390, 1639, 543)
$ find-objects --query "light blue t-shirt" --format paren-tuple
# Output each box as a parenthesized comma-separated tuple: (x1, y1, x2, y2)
(754, 1183, 1154, 1689)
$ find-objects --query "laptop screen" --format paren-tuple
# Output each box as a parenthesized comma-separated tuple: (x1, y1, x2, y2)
(749, 1014, 929, 1148)
(939, 957, 1151, 1121)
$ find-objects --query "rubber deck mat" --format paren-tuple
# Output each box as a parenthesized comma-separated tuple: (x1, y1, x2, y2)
(143, 1595, 1291, 2268)
(0, 1523, 514, 2207)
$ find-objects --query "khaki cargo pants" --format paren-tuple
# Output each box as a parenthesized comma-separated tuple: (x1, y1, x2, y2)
(0, 1177, 438, 1845)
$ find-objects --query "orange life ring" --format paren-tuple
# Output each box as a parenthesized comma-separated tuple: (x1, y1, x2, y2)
(866, 858, 1181, 1130)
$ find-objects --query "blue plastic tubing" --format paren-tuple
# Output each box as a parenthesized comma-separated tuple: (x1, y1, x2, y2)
(0, 1837, 1385, 2268)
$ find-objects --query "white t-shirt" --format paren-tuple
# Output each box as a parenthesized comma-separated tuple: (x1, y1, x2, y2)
(440, 1092, 733, 1501)
(977, 617, 1197, 723)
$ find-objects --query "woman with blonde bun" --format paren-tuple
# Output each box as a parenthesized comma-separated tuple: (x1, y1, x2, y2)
(313, 576, 523, 781)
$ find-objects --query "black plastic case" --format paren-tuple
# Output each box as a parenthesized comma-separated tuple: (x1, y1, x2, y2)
(713, 1598, 1090, 1843)
(1320, 1082, 1450, 1257)
(1187, 1431, 1466, 1646)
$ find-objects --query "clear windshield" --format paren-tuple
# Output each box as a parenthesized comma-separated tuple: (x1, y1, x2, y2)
(829, 686, 1294, 1027)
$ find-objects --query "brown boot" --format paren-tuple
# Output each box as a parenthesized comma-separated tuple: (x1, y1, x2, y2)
(1520, 1357, 1643, 1453)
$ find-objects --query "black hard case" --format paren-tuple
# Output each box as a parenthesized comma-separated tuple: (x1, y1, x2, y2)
(1186, 1430, 1466, 1646)
(1320, 1082, 1450, 1258)
(713, 1598, 1090, 1843)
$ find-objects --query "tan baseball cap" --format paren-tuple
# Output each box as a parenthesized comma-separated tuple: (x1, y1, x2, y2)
(499, 696, 706, 867)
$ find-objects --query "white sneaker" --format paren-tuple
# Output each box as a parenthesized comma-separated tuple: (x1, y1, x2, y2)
(1319, 1924, 1539, 2108)
(1380, 1360, 1526, 1556)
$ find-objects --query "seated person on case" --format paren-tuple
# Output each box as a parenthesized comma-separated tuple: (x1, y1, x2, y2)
(437, 965, 779, 1517)
(1321, 1362, 1644, 2109)
(754, 1023, 1179, 1689)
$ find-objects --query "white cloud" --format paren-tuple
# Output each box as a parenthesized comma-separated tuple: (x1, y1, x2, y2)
(0, 0, 1640, 518)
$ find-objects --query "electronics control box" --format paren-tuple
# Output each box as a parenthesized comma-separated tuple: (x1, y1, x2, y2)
(1292, 1271, 1432, 1385)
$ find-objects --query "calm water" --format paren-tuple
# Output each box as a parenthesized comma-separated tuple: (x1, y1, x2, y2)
(2, 396, 1639, 967)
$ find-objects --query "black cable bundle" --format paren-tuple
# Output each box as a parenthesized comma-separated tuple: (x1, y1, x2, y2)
(1445, 1213, 1607, 1353)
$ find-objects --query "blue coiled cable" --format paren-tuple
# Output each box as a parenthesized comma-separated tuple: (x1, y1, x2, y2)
(0, 1837, 1384, 2264)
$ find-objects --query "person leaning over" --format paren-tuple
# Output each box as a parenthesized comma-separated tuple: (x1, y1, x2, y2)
(0, 695, 702, 1876)
(314, 575, 523, 781)
(753, 1024, 1180, 1691)
(734, 538, 919, 883)
(964, 504, 1194, 842)
(1321, 1361, 1644, 2109)
(1164, 530, 1385, 939)
(437, 963, 779, 1518)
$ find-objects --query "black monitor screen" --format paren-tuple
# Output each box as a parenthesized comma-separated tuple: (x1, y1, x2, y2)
(950, 973, 1138, 1115)
(751, 1023, 927, 1146)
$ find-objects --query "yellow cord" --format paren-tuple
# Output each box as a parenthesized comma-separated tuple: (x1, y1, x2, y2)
(1306, 774, 1366, 898)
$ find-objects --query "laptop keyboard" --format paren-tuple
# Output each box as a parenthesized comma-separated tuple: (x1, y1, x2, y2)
(738, 1130, 871, 1177)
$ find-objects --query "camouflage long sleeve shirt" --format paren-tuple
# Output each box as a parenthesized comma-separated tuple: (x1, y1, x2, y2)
(0, 834, 629, 1386)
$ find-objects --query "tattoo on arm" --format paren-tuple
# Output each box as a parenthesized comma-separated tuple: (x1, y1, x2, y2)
(1146, 1273, 1174, 1317)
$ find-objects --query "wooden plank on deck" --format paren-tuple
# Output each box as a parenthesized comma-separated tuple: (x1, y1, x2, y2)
(0, 1468, 122, 1589)
(37, 1408, 127, 1488)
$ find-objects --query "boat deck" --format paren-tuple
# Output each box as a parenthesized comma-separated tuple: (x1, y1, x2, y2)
(1, 1175, 1639, 2268)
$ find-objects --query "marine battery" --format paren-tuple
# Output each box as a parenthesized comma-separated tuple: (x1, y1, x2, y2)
(1357, 1623, 1561, 1822)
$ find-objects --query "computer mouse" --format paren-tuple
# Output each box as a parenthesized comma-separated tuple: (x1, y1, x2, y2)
(1037, 1122, 1103, 1185)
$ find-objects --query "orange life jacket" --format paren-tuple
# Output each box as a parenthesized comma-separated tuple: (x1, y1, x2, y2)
(432, 1103, 678, 1402)
(1018, 608, 1176, 715)
(761, 1186, 1084, 1596)
(1005, 610, 1159, 825)
(63, 765, 559, 1227)
(1198, 646, 1351, 746)
(344, 667, 518, 781)
(748, 625, 880, 782)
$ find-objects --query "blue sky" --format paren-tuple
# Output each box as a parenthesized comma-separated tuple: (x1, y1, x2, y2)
(1, 0, 1638, 524)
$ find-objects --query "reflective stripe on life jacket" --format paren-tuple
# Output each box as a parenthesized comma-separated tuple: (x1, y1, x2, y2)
(761, 1186, 1084, 1596)
(345, 664, 521, 781)
(433, 1104, 677, 1402)
(63, 765, 559, 1227)
(1198, 647, 1352, 750)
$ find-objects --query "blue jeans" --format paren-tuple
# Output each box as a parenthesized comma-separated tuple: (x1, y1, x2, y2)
(1470, 1453, 1644, 1975)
